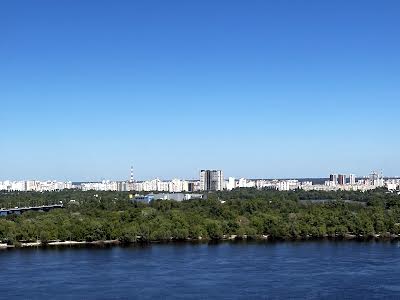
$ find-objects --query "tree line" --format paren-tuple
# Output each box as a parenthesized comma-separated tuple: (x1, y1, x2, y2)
(1, 188, 400, 246)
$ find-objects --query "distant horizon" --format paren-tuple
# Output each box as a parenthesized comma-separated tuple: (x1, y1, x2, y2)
(1, 172, 398, 183)
(1, 168, 396, 182)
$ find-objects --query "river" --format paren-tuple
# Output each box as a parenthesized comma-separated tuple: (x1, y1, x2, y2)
(1, 241, 400, 299)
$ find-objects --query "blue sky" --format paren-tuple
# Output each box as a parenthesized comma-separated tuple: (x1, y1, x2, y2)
(1, 0, 399, 181)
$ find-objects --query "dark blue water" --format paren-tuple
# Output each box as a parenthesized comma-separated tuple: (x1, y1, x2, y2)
(1, 241, 400, 299)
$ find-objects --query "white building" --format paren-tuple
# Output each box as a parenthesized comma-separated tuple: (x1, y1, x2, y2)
(226, 177, 236, 191)
(349, 174, 356, 185)
(238, 178, 247, 188)
(277, 181, 290, 191)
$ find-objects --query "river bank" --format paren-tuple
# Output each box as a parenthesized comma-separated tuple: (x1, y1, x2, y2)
(2, 233, 400, 249)
(0, 239, 121, 249)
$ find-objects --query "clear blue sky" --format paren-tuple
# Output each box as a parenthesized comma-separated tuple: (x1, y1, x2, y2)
(1, 0, 399, 181)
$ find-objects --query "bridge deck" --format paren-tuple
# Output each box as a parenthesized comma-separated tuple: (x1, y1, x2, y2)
(0, 204, 64, 216)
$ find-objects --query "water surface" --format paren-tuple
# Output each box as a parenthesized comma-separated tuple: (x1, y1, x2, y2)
(1, 241, 400, 299)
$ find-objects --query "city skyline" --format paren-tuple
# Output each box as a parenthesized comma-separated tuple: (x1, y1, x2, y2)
(1, 168, 397, 193)
(0, 166, 395, 182)
(0, 167, 394, 182)
(2, 1, 400, 180)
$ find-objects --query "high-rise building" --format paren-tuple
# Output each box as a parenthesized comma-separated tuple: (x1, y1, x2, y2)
(338, 174, 346, 185)
(349, 174, 356, 185)
(118, 181, 129, 192)
(200, 170, 224, 191)
(187, 181, 195, 192)
(329, 174, 338, 185)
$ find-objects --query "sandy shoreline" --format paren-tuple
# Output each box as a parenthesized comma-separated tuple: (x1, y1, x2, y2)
(0, 240, 121, 249)
(1, 233, 399, 249)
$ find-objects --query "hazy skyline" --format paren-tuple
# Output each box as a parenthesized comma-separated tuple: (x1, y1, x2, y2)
(1, 1, 400, 181)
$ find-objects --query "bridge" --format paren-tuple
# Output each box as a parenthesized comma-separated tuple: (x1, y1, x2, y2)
(0, 204, 64, 216)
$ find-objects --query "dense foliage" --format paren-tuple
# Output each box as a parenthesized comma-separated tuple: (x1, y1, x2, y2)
(1, 188, 400, 245)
